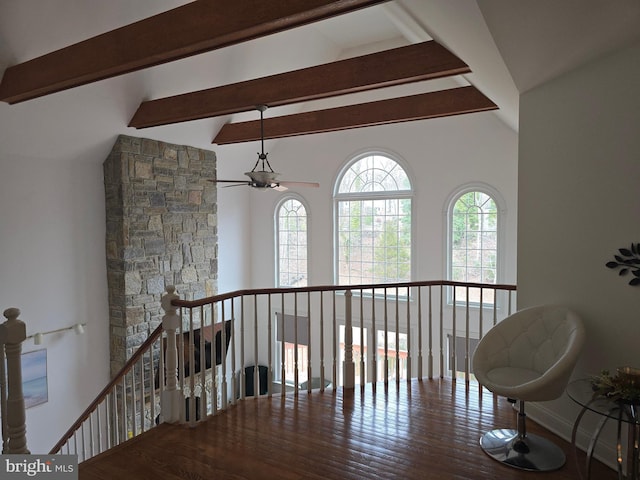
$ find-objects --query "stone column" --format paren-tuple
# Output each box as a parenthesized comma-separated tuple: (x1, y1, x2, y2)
(104, 135, 218, 376)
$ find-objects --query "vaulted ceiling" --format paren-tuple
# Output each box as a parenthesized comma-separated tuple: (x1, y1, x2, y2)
(1, 0, 639, 163)
(0, 1, 497, 145)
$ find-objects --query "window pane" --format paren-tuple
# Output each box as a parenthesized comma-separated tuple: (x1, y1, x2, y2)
(338, 155, 411, 193)
(336, 155, 412, 286)
(449, 190, 499, 305)
(337, 197, 411, 285)
(277, 199, 308, 287)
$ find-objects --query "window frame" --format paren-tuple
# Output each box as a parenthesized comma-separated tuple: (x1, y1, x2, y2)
(444, 182, 506, 307)
(274, 194, 310, 288)
(333, 150, 415, 289)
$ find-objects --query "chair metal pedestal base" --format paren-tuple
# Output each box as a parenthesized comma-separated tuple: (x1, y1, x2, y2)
(480, 428, 566, 472)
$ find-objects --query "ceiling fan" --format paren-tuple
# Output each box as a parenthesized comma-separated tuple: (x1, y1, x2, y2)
(212, 105, 320, 191)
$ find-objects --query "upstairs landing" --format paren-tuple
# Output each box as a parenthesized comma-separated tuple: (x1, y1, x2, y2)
(79, 378, 615, 480)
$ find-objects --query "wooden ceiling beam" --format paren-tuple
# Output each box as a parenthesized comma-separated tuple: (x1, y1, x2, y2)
(0, 0, 389, 104)
(213, 86, 497, 144)
(129, 41, 469, 128)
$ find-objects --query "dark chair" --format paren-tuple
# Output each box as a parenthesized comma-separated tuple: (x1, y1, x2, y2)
(154, 319, 232, 389)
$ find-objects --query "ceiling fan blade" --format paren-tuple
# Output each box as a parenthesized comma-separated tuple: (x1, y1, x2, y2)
(274, 185, 288, 192)
(209, 179, 249, 183)
(278, 181, 320, 188)
(222, 183, 249, 188)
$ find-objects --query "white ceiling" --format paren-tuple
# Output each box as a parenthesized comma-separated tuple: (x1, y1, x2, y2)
(1, 0, 639, 165)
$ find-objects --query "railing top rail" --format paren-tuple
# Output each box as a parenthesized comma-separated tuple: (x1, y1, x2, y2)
(49, 323, 164, 454)
(172, 280, 517, 308)
(50, 279, 517, 457)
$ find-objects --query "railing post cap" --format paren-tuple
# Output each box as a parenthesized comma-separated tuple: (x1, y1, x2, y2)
(1, 307, 26, 343)
(3, 307, 21, 320)
(161, 286, 179, 312)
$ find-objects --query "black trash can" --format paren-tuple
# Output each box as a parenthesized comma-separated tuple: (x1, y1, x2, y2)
(244, 365, 268, 396)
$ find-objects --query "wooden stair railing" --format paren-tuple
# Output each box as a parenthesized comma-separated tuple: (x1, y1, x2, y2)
(49, 285, 236, 460)
(50, 280, 517, 462)
(49, 322, 165, 457)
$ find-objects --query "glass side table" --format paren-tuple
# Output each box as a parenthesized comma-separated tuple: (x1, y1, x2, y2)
(567, 379, 640, 480)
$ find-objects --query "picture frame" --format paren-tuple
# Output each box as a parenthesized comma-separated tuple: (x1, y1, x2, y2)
(21, 349, 48, 408)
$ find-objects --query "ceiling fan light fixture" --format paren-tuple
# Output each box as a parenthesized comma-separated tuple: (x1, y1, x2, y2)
(212, 105, 319, 191)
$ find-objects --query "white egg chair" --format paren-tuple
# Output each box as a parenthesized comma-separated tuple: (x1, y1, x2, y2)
(472, 305, 586, 471)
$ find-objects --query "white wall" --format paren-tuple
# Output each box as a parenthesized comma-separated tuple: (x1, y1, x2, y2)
(518, 40, 640, 464)
(0, 155, 109, 454)
(0, 140, 251, 454)
(243, 110, 518, 290)
(0, 92, 518, 455)
(216, 149, 252, 294)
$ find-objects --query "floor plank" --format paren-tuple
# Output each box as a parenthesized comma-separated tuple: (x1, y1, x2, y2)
(79, 378, 615, 479)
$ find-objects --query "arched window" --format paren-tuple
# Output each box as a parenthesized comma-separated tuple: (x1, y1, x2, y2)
(334, 152, 413, 286)
(275, 196, 308, 287)
(447, 186, 502, 305)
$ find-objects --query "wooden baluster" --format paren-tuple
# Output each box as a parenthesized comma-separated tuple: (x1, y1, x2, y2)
(478, 287, 484, 396)
(251, 297, 258, 398)
(111, 390, 118, 446)
(187, 308, 195, 426)
(306, 293, 312, 394)
(148, 339, 156, 430)
(140, 353, 146, 433)
(96, 402, 102, 454)
(230, 299, 237, 406)
(395, 286, 400, 384)
(0, 341, 7, 452)
(343, 289, 354, 390)
(1, 307, 29, 454)
(332, 292, 337, 388)
(451, 287, 457, 379)
(279, 294, 285, 398)
(319, 291, 325, 392)
(80, 422, 86, 461)
(418, 286, 424, 379)
(212, 303, 220, 414)
(359, 291, 364, 388)
(439, 286, 444, 379)
(406, 286, 411, 382)
(384, 288, 389, 386)
(465, 286, 470, 389)
(241, 296, 246, 400)
(370, 288, 376, 387)
(254, 296, 259, 398)
(160, 286, 183, 423)
(267, 295, 273, 398)
(427, 285, 433, 379)
(293, 293, 299, 394)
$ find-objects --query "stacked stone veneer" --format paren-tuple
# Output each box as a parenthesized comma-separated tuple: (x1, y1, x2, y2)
(104, 135, 217, 376)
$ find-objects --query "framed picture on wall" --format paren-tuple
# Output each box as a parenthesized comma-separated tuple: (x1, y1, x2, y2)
(21, 349, 48, 408)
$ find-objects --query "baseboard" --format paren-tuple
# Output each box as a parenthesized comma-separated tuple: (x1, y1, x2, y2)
(525, 401, 619, 472)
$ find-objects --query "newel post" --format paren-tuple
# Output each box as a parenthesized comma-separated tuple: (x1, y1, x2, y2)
(1, 308, 29, 454)
(343, 290, 355, 390)
(160, 286, 184, 423)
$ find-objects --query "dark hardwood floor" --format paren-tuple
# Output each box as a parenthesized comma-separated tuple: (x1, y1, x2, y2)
(79, 378, 615, 479)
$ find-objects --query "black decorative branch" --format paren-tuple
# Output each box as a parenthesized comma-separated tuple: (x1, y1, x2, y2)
(606, 243, 640, 286)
